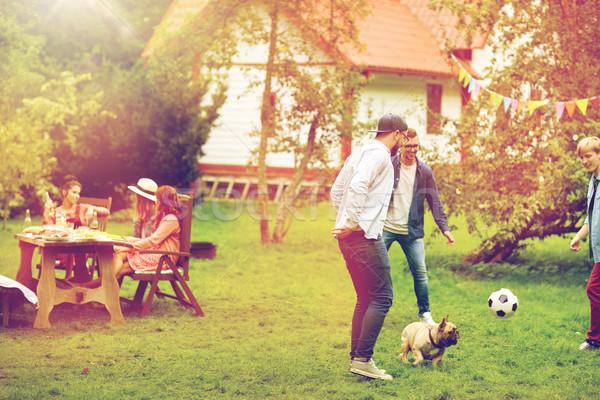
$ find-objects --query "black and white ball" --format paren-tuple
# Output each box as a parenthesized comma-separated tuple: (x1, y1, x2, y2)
(488, 288, 518, 318)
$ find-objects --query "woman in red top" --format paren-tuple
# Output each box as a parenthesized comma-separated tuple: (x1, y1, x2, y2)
(80, 186, 182, 288)
(42, 175, 111, 280)
(42, 175, 110, 228)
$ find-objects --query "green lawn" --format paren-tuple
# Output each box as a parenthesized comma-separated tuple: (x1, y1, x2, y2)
(0, 201, 598, 399)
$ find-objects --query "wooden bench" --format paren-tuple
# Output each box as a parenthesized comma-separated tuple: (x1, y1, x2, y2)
(199, 176, 324, 202)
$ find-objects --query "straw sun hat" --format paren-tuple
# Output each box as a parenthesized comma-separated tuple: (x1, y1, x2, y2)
(128, 178, 158, 202)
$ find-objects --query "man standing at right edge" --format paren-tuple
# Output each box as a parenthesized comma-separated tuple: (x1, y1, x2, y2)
(570, 136, 600, 351)
(331, 113, 408, 380)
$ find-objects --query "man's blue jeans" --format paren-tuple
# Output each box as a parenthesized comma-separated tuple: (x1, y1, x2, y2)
(382, 230, 430, 317)
(338, 231, 394, 360)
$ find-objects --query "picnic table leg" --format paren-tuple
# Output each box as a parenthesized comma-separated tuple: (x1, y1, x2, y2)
(97, 247, 125, 326)
(15, 241, 36, 291)
(34, 248, 57, 329)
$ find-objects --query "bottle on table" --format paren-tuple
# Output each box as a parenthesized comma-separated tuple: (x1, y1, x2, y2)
(23, 209, 32, 229)
(55, 210, 66, 227)
(89, 210, 99, 231)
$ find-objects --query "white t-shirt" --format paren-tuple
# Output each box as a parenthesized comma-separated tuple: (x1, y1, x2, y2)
(330, 140, 394, 239)
(384, 161, 417, 234)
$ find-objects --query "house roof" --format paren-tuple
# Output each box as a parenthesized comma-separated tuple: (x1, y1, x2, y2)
(345, 0, 450, 76)
(401, 0, 488, 50)
(344, 0, 488, 77)
(148, 0, 487, 77)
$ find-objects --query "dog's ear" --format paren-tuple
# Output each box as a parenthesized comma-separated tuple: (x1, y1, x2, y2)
(439, 315, 447, 329)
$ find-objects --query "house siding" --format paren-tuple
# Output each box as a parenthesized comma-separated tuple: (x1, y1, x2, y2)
(198, 67, 465, 170)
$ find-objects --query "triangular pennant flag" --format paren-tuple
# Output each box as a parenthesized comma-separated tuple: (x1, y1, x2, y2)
(489, 90, 497, 104)
(576, 98, 589, 116)
(503, 97, 511, 112)
(590, 96, 599, 110)
(565, 101, 576, 117)
(463, 74, 470, 88)
(494, 92, 503, 109)
(468, 78, 475, 93)
(511, 99, 519, 113)
(528, 100, 545, 116)
(471, 82, 482, 100)
(555, 102, 565, 119)
(517, 100, 527, 113)
(458, 69, 466, 83)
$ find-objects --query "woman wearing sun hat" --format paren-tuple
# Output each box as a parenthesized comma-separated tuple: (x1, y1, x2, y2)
(128, 178, 158, 239)
(78, 185, 183, 289)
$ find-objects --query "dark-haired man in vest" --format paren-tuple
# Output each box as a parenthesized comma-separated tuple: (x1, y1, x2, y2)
(383, 128, 455, 326)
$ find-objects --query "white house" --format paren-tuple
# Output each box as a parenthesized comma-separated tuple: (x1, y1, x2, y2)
(146, 0, 490, 200)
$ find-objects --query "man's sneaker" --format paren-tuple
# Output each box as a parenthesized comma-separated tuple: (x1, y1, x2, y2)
(579, 341, 600, 351)
(349, 359, 393, 380)
(350, 360, 385, 374)
(420, 312, 435, 325)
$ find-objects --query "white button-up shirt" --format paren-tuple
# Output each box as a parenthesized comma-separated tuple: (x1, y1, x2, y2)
(331, 139, 394, 239)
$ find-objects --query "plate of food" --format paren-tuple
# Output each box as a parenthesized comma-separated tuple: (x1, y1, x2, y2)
(22, 226, 45, 235)
(42, 236, 72, 241)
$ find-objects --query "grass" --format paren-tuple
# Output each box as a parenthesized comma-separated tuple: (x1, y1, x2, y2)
(0, 201, 599, 399)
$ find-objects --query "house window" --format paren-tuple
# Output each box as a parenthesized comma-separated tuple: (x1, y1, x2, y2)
(427, 84, 442, 134)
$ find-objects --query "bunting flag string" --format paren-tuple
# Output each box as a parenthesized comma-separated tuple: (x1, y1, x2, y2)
(450, 54, 598, 121)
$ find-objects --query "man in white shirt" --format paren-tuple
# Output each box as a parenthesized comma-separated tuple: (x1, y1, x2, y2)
(331, 113, 408, 381)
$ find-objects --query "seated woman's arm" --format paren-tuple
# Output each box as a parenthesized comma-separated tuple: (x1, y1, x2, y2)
(94, 206, 110, 217)
(42, 200, 56, 225)
(132, 215, 178, 251)
(81, 204, 111, 226)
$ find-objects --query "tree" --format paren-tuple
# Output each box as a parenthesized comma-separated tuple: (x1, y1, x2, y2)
(29, 0, 226, 203)
(0, 115, 55, 230)
(0, 0, 54, 227)
(214, 0, 370, 243)
(431, 0, 600, 263)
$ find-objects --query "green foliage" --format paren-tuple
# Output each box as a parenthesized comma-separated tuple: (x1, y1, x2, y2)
(139, 13, 233, 187)
(0, 3, 54, 226)
(32, 0, 170, 69)
(431, 0, 600, 263)
(8, 0, 228, 208)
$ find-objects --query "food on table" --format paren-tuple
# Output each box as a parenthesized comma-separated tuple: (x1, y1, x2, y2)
(70, 227, 107, 238)
(22, 225, 110, 239)
(22, 226, 69, 238)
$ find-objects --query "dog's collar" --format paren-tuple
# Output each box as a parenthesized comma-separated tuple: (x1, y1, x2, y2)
(428, 326, 443, 349)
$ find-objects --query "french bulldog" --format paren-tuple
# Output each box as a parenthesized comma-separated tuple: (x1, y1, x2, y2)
(399, 315, 459, 366)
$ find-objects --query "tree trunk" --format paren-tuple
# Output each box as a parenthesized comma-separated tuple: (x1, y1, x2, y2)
(462, 204, 584, 264)
(2, 198, 8, 231)
(462, 236, 521, 264)
(257, 0, 279, 244)
(272, 114, 319, 243)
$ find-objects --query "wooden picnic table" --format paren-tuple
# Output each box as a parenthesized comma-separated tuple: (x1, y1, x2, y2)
(14, 234, 130, 329)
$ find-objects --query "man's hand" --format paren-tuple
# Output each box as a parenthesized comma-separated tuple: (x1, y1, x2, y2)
(444, 231, 455, 245)
(570, 237, 581, 252)
(332, 226, 353, 239)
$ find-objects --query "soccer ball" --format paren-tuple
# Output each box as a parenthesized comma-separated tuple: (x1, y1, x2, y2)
(488, 288, 518, 318)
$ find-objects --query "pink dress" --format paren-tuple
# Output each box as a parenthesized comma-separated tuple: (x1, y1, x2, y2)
(127, 214, 181, 272)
